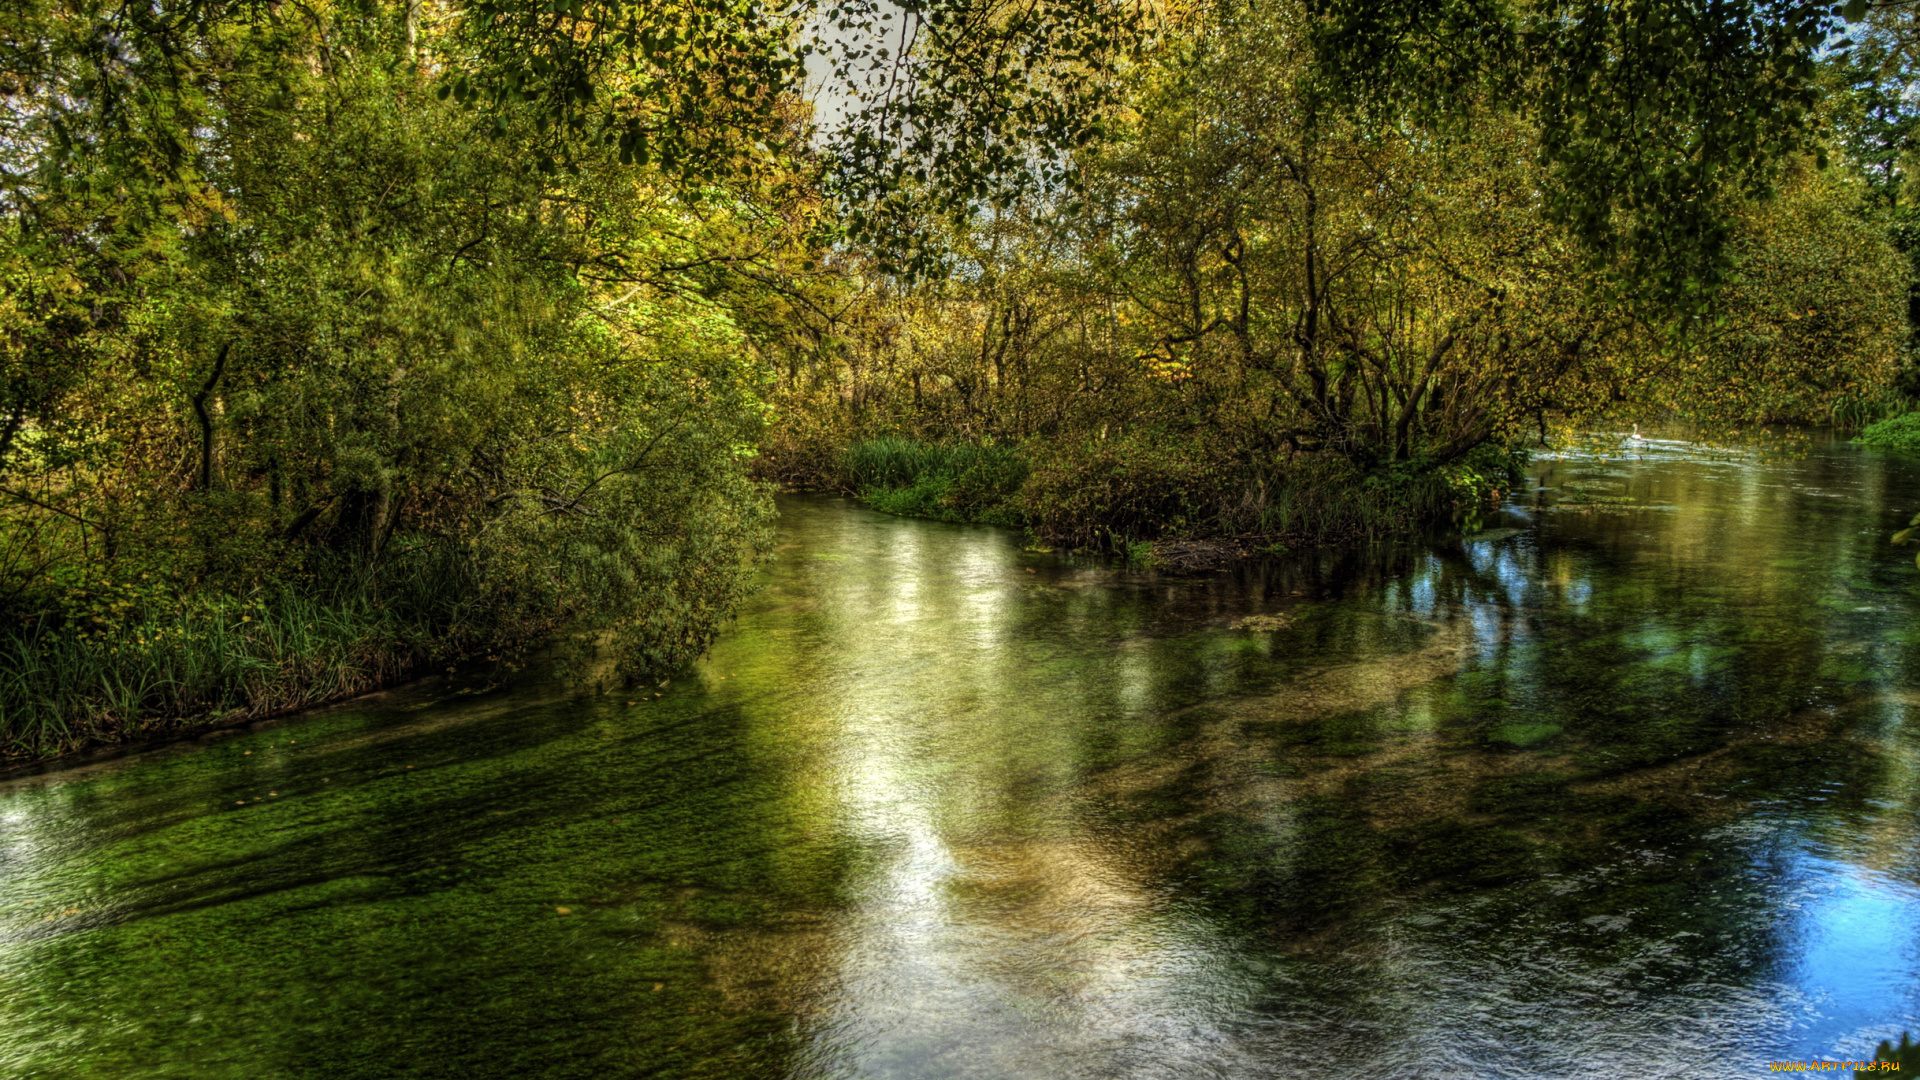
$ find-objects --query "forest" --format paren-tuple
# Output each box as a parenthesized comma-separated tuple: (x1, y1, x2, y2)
(2, 0, 1917, 759)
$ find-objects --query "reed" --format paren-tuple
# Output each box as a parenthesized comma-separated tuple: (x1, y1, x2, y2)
(842, 438, 1030, 525)
(0, 543, 511, 761)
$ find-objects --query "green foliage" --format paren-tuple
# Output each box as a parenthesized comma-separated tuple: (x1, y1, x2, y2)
(1859, 412, 1920, 450)
(1859, 1032, 1918, 1077)
(1622, 161, 1907, 425)
(764, 0, 1900, 553)
(1, 0, 1911, 756)
(1314, 0, 1833, 311)
(844, 438, 1029, 526)
(0, 0, 794, 758)
(833, 431, 1507, 551)
(815, 0, 1149, 278)
(0, 557, 455, 759)
(843, 437, 964, 491)
(1015, 434, 1228, 547)
(1119, 537, 1158, 566)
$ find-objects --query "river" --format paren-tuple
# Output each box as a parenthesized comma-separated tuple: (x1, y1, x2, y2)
(2, 432, 1918, 1078)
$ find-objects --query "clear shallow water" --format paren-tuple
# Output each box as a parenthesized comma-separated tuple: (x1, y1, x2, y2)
(2, 434, 1918, 1079)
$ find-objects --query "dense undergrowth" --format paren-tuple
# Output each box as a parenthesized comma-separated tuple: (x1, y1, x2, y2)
(0, 10, 779, 762)
(761, 433, 1522, 555)
(0, 544, 532, 759)
(1858, 411, 1920, 450)
(3, 589, 433, 761)
(0, 464, 773, 762)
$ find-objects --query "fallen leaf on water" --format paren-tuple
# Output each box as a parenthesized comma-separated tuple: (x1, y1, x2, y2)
(652, 983, 664, 992)
(556, 907, 572, 915)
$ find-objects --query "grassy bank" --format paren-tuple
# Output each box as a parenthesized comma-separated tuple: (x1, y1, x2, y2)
(760, 432, 1520, 557)
(1858, 412, 1920, 451)
(0, 530, 591, 757)
(843, 437, 1031, 527)
(2, 594, 429, 761)
(0, 547, 534, 761)
(0, 476, 772, 765)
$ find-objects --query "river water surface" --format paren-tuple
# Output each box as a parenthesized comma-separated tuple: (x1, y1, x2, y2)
(2, 434, 1919, 1079)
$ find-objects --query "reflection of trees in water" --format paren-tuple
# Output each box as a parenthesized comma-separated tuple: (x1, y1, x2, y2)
(1063, 446, 1918, 954)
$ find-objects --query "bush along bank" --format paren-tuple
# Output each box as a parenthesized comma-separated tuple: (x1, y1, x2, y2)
(0, 567, 471, 764)
(0, 493, 773, 763)
(757, 432, 1524, 561)
(0, 10, 789, 764)
(1857, 412, 1920, 451)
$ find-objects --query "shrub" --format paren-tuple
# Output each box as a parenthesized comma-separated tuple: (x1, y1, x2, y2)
(1016, 433, 1229, 547)
(844, 438, 1029, 525)
(1858, 412, 1920, 451)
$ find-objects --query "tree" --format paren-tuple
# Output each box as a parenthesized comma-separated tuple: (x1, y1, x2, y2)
(0, 0, 804, 696)
(756, 0, 1908, 553)
(1060, 0, 1635, 466)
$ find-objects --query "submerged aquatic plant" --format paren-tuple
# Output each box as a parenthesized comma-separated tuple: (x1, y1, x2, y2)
(1890, 511, 1920, 570)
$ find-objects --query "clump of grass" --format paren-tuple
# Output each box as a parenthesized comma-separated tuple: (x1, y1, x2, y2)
(1858, 412, 1920, 451)
(842, 436, 958, 491)
(0, 594, 409, 758)
(0, 544, 515, 761)
(837, 432, 1516, 551)
(843, 438, 1029, 526)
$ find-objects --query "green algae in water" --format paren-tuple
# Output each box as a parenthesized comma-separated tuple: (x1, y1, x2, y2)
(1489, 721, 1564, 747)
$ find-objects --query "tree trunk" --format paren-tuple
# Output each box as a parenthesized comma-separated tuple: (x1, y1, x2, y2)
(192, 341, 232, 491)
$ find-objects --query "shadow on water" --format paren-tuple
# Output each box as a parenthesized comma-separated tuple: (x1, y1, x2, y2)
(1, 431, 1918, 1078)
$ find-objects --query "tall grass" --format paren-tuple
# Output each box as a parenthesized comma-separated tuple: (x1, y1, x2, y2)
(797, 434, 1510, 553)
(842, 438, 1030, 525)
(0, 544, 510, 761)
(842, 436, 964, 491)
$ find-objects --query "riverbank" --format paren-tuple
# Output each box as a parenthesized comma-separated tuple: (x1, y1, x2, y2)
(755, 433, 1525, 560)
(1, 450, 770, 765)
(0, 561, 538, 763)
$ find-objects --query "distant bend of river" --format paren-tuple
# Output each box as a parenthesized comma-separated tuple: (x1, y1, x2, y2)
(2, 432, 1918, 1079)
